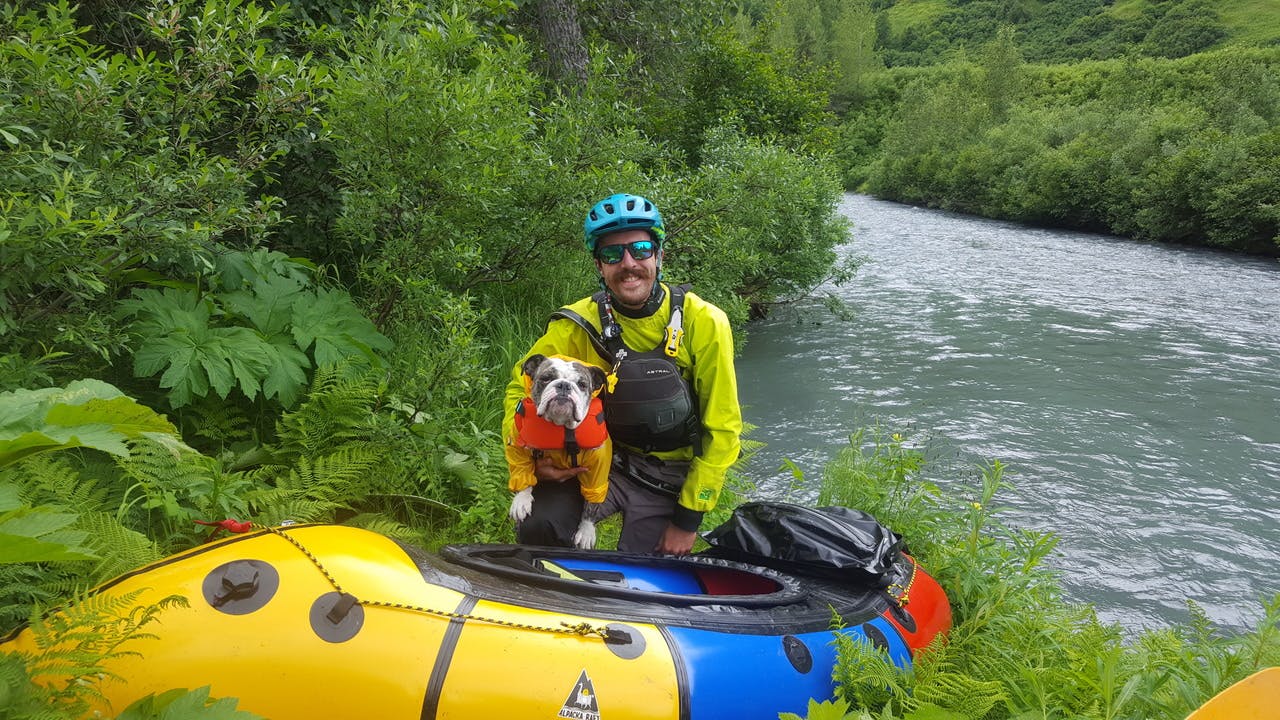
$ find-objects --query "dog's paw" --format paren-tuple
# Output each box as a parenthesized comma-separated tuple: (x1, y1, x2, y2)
(573, 518, 597, 550)
(509, 488, 534, 522)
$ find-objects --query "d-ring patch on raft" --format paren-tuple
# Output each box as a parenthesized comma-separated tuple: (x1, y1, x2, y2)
(202, 559, 279, 614)
(604, 623, 646, 660)
(310, 591, 364, 643)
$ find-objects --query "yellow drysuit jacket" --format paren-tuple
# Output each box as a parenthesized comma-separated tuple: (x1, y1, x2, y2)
(503, 284, 742, 530)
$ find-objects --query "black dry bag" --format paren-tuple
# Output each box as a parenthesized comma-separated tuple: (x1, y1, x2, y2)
(701, 501, 905, 587)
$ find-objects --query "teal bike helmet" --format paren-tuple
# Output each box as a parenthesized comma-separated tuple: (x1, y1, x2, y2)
(583, 193, 666, 251)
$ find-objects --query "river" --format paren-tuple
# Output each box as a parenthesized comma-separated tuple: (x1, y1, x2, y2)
(736, 193, 1280, 634)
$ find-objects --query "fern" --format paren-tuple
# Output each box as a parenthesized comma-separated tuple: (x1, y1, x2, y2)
(1241, 593, 1280, 672)
(247, 495, 338, 526)
(909, 672, 1007, 719)
(272, 366, 382, 458)
(831, 630, 909, 710)
(113, 437, 231, 545)
(246, 445, 382, 525)
(12, 589, 188, 718)
(239, 367, 409, 526)
(339, 512, 421, 544)
(175, 394, 257, 451)
(0, 651, 56, 720)
(0, 564, 57, 631)
(74, 512, 163, 584)
(902, 637, 1008, 720)
(3, 453, 109, 517)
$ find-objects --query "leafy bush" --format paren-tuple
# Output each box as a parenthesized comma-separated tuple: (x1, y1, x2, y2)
(118, 249, 390, 410)
(0, 1, 328, 376)
(660, 126, 857, 323)
(658, 30, 838, 164)
(1142, 0, 1229, 58)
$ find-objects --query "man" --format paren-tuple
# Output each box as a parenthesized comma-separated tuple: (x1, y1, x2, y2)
(502, 193, 742, 555)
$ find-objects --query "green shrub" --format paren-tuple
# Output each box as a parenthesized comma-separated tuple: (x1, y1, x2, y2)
(118, 249, 390, 412)
(657, 126, 856, 324)
(0, 0, 328, 381)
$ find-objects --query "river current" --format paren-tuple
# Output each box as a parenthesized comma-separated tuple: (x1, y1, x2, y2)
(736, 193, 1280, 634)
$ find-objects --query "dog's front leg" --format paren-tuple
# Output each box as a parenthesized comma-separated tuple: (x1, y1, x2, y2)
(572, 502, 603, 549)
(509, 487, 534, 522)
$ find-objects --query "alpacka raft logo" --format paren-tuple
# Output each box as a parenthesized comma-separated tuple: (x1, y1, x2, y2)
(557, 669, 600, 720)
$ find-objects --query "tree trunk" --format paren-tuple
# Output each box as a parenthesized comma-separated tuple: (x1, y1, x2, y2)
(535, 0, 589, 90)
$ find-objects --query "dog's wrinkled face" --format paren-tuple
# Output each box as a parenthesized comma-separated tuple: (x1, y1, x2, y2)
(523, 354, 606, 429)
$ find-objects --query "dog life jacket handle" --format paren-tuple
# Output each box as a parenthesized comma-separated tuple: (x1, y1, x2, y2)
(562, 426, 579, 466)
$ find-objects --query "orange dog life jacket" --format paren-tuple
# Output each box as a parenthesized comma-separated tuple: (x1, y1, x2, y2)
(513, 396, 608, 452)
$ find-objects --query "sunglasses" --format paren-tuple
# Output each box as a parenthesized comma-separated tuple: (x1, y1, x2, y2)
(594, 239, 657, 264)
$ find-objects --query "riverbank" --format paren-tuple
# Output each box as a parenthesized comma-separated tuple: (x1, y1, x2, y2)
(838, 46, 1280, 257)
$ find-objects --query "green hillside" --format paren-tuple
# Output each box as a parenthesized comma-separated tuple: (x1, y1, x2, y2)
(1202, 0, 1280, 46)
(880, 0, 1280, 66)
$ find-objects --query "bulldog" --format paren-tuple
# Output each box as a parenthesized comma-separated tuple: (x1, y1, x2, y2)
(507, 354, 612, 549)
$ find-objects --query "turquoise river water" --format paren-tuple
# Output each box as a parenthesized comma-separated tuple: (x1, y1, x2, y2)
(736, 193, 1280, 634)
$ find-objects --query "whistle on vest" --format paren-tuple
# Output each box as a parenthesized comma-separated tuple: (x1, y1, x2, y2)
(663, 305, 685, 358)
(663, 326, 683, 357)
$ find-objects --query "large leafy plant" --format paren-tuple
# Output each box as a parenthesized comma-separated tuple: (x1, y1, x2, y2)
(119, 250, 392, 409)
(0, 379, 188, 467)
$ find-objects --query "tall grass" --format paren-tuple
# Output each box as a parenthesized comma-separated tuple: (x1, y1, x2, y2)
(810, 429, 1279, 720)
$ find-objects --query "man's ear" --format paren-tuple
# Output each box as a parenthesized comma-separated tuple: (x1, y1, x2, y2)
(588, 366, 607, 393)
(522, 354, 547, 379)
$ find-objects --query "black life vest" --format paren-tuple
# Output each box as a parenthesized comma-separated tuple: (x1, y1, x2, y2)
(549, 285, 701, 453)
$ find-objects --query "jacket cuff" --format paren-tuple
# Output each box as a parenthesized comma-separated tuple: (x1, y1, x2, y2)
(671, 505, 704, 533)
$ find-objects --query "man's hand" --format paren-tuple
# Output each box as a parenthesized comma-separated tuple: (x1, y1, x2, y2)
(656, 524, 697, 556)
(534, 456, 588, 483)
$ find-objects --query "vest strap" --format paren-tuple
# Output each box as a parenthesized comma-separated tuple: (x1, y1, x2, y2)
(547, 307, 612, 363)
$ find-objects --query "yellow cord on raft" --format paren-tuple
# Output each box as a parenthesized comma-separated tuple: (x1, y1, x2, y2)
(886, 554, 919, 608)
(255, 525, 615, 641)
